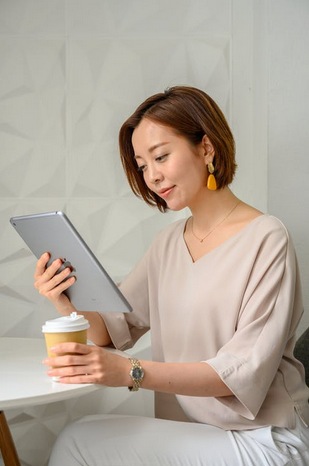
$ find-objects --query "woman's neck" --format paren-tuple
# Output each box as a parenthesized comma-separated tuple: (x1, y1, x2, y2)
(189, 188, 239, 233)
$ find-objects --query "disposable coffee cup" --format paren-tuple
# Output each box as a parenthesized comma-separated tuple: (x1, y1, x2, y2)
(42, 312, 90, 381)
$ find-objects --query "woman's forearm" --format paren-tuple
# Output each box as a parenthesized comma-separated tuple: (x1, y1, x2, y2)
(72, 310, 112, 346)
(138, 360, 233, 397)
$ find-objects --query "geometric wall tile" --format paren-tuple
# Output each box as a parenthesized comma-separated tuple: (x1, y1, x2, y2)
(0, 0, 65, 36)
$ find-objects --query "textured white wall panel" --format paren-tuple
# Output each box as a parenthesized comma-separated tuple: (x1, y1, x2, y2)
(268, 0, 309, 335)
(66, 0, 231, 36)
(0, 39, 66, 199)
(0, 0, 65, 35)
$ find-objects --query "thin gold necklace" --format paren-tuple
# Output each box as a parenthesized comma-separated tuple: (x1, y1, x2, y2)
(191, 201, 241, 243)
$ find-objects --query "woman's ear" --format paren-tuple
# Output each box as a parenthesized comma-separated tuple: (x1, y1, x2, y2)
(201, 135, 215, 165)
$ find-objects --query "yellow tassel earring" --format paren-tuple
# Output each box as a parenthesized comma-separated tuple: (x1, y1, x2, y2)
(207, 162, 217, 190)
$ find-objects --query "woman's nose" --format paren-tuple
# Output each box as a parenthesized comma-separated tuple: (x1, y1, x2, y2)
(147, 165, 163, 184)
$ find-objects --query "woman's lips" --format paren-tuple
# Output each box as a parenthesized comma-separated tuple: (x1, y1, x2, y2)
(158, 186, 175, 198)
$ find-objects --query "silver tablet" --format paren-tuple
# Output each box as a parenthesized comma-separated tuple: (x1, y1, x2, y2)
(10, 211, 132, 313)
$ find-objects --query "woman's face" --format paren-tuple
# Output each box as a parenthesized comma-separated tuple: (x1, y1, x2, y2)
(132, 118, 209, 211)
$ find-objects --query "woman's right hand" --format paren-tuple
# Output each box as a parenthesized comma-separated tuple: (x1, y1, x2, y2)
(34, 252, 76, 315)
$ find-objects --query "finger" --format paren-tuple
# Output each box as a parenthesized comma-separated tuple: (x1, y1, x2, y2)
(47, 363, 88, 375)
(34, 252, 50, 279)
(48, 274, 76, 295)
(44, 258, 64, 281)
(36, 267, 75, 296)
(44, 266, 74, 291)
(54, 372, 92, 384)
(47, 365, 91, 381)
(43, 353, 88, 368)
(34, 258, 62, 288)
(45, 364, 90, 385)
(49, 342, 91, 356)
(58, 374, 91, 384)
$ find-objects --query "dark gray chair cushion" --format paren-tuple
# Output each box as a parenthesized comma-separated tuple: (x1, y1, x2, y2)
(294, 327, 309, 388)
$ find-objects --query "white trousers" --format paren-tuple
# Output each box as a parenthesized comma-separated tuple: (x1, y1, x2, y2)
(48, 413, 309, 466)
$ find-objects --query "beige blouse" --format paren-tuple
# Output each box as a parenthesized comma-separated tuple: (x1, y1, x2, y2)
(101, 215, 309, 430)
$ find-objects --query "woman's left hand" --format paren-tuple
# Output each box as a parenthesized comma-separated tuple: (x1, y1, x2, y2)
(42, 342, 132, 386)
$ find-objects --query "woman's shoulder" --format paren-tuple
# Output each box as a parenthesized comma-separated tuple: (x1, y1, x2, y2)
(252, 214, 289, 237)
(237, 202, 289, 239)
(156, 217, 187, 239)
(150, 217, 187, 250)
(242, 213, 292, 254)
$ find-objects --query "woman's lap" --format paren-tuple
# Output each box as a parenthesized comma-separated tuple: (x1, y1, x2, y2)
(48, 413, 309, 466)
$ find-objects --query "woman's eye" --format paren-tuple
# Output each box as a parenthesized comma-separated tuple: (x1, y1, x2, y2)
(156, 154, 168, 162)
(137, 165, 146, 172)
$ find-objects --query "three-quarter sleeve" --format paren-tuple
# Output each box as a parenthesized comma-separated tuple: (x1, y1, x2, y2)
(206, 222, 303, 420)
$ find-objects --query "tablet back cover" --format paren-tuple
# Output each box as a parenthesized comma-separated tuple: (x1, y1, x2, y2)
(10, 211, 132, 313)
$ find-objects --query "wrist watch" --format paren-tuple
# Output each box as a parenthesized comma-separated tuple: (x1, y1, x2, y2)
(128, 358, 144, 392)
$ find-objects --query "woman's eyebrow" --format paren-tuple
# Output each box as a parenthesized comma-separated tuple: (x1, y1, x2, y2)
(148, 142, 169, 153)
(134, 142, 169, 159)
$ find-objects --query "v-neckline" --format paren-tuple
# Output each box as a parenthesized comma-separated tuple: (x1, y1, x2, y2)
(182, 214, 266, 264)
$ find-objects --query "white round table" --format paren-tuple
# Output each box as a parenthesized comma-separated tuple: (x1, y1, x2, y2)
(0, 337, 100, 410)
(0, 337, 116, 466)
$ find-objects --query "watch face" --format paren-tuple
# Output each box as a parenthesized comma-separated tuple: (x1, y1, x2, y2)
(131, 367, 143, 381)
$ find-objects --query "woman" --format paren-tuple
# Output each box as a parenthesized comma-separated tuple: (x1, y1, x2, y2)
(35, 86, 309, 465)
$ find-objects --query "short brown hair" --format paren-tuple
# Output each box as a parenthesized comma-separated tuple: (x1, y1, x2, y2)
(119, 86, 236, 212)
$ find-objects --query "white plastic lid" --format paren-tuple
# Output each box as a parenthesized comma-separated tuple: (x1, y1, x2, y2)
(42, 312, 90, 333)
